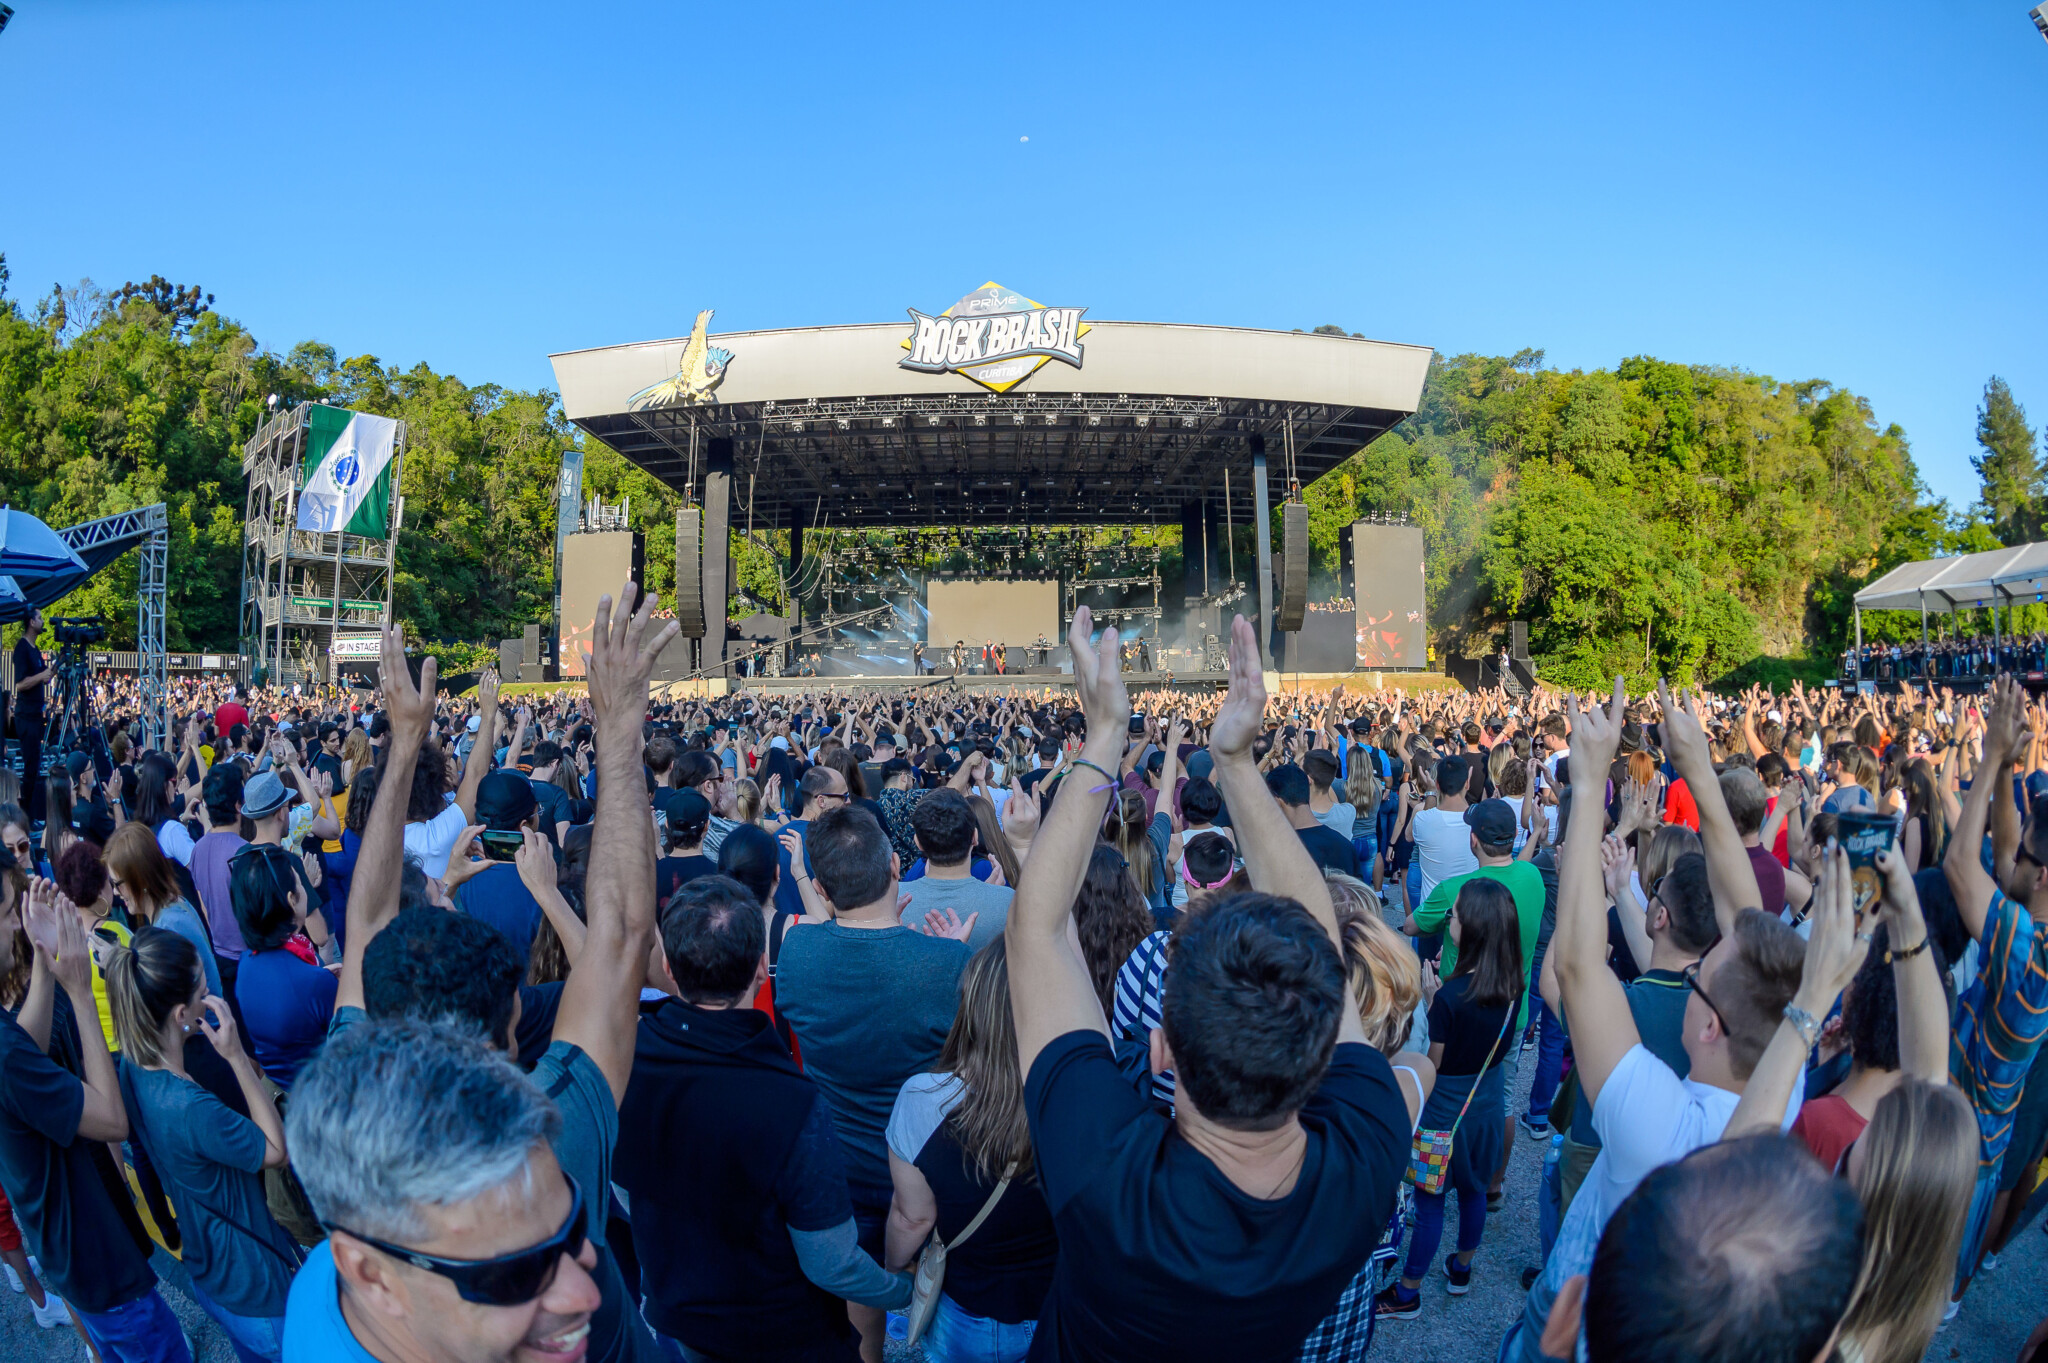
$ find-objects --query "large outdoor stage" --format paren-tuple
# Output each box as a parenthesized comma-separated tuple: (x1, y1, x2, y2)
(549, 284, 1434, 681)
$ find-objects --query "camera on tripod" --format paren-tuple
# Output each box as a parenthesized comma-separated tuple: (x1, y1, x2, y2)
(51, 616, 107, 646)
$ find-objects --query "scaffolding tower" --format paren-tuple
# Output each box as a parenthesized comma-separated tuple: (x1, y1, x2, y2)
(238, 402, 404, 686)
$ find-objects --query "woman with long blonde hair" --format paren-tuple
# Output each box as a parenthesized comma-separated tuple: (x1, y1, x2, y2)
(1835, 1079, 1977, 1363)
(883, 940, 1057, 1361)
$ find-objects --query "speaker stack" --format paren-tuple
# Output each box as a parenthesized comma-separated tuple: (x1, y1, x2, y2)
(674, 508, 705, 639)
(1277, 502, 1309, 633)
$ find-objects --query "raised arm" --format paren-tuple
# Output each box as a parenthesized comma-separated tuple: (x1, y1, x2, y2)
(1007, 608, 1130, 1075)
(1945, 675, 2026, 945)
(1658, 681, 1761, 939)
(1552, 678, 1642, 1110)
(25, 883, 126, 1140)
(451, 670, 501, 823)
(555, 584, 677, 1104)
(1206, 616, 1365, 1046)
(1724, 842, 1870, 1138)
(336, 626, 438, 1014)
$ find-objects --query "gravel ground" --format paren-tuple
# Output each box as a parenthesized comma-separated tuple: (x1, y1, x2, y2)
(7, 1059, 2043, 1362)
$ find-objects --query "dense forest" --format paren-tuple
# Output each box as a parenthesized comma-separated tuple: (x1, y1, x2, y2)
(1, 258, 2039, 687)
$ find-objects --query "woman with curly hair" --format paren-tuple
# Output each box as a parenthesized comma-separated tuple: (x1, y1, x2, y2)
(1073, 844, 1154, 1019)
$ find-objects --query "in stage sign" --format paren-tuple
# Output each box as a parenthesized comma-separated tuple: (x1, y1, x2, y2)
(330, 634, 383, 660)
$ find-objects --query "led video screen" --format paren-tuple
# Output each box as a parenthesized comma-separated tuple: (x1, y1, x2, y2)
(1352, 523, 1427, 669)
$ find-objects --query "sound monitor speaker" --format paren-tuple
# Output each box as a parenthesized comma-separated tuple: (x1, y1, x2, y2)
(674, 508, 705, 639)
(1277, 502, 1309, 633)
(1511, 620, 1529, 660)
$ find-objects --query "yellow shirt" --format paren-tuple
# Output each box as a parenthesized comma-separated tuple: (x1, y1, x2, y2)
(320, 790, 349, 855)
(88, 918, 133, 1052)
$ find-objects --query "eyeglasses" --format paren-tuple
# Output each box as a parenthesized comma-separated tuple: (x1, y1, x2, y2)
(324, 1175, 587, 1307)
(1681, 960, 1728, 1035)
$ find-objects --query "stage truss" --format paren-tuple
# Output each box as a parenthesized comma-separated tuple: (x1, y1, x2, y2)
(55, 504, 170, 748)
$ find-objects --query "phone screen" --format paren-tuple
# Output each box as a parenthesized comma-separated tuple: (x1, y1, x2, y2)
(480, 830, 525, 863)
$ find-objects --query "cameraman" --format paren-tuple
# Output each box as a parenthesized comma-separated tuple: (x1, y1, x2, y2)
(10, 607, 51, 822)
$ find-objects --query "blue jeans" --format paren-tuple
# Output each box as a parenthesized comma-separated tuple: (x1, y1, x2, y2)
(922, 1293, 1037, 1363)
(1406, 1185, 1488, 1281)
(78, 1288, 192, 1363)
(1525, 1001, 1565, 1123)
(186, 1277, 285, 1363)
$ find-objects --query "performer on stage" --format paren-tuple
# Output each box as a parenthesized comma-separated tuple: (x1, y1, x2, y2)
(1034, 631, 1051, 666)
(995, 641, 1006, 675)
(10, 607, 50, 821)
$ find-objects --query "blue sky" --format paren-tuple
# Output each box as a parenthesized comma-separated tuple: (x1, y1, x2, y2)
(1, 1, 2042, 510)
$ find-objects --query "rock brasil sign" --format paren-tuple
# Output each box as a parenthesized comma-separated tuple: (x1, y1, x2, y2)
(900, 282, 1089, 394)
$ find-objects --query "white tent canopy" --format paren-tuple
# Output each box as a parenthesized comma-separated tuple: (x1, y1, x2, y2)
(1854, 542, 2048, 613)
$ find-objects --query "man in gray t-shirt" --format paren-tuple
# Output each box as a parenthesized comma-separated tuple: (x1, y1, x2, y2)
(899, 789, 1012, 952)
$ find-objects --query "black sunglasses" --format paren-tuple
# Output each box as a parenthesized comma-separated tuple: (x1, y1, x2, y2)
(1681, 960, 1729, 1036)
(325, 1174, 586, 1306)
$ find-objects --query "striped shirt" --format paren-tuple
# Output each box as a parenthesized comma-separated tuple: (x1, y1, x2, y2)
(1113, 930, 1174, 1104)
(1950, 888, 2048, 1167)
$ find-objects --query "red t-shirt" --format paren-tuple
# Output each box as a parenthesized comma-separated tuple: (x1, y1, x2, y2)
(1791, 1093, 1867, 1173)
(1664, 777, 1700, 832)
(216, 701, 250, 735)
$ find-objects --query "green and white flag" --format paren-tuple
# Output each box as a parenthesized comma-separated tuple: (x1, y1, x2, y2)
(297, 406, 400, 537)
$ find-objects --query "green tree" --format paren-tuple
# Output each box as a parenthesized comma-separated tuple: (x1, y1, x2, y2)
(1972, 376, 2041, 545)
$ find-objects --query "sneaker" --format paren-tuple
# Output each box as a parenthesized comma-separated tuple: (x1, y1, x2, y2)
(3, 1261, 20, 1293)
(1520, 1030, 1537, 1051)
(32, 1289, 70, 1329)
(1518, 1113, 1550, 1140)
(1520, 1266, 1542, 1291)
(1374, 1284, 1421, 1320)
(1980, 1251, 2000, 1273)
(1487, 1190, 1504, 1214)
(1445, 1256, 1474, 1295)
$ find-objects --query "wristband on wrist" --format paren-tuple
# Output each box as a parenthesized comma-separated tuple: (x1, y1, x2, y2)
(1782, 1003, 1823, 1049)
(1884, 936, 1929, 964)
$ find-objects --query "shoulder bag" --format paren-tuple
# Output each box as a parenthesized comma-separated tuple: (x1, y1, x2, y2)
(904, 1163, 1015, 1346)
(1405, 1004, 1514, 1196)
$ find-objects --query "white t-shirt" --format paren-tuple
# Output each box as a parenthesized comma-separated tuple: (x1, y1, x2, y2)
(157, 818, 196, 867)
(403, 801, 469, 879)
(1411, 807, 1478, 902)
(1522, 1044, 1739, 1353)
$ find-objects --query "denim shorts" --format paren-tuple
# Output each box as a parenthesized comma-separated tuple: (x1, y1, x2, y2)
(922, 1293, 1037, 1363)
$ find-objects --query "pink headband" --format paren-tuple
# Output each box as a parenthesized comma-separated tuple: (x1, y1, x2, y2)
(1182, 858, 1237, 891)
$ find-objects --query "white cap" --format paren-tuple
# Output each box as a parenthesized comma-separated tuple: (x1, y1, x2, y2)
(1767, 709, 1783, 723)
(466, 715, 481, 733)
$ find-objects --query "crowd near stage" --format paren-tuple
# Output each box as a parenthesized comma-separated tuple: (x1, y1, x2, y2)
(545, 282, 1437, 691)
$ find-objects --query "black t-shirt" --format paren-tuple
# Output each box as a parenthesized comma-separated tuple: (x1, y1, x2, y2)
(0, 1006, 155, 1313)
(656, 854, 720, 906)
(1295, 824, 1360, 879)
(11, 636, 44, 713)
(1425, 975, 1517, 1077)
(1022, 1031, 1407, 1361)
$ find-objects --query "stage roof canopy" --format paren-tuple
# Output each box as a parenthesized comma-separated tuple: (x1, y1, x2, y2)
(1853, 541, 2048, 613)
(551, 317, 1433, 529)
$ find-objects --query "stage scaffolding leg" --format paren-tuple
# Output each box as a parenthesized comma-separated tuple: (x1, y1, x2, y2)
(1252, 433, 1274, 672)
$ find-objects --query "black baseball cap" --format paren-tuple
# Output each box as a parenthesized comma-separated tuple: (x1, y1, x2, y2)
(1464, 799, 1517, 849)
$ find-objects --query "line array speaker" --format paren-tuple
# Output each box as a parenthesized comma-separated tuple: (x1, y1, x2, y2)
(1277, 502, 1309, 632)
(674, 508, 705, 638)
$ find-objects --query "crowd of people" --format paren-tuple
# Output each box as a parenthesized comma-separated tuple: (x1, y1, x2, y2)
(1847, 633, 2048, 681)
(0, 593, 2045, 1363)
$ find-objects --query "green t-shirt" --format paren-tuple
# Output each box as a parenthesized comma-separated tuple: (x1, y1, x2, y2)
(1413, 860, 1546, 1032)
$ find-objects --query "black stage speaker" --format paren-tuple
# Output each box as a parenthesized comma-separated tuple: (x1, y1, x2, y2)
(674, 508, 705, 639)
(1511, 620, 1529, 660)
(1277, 502, 1309, 633)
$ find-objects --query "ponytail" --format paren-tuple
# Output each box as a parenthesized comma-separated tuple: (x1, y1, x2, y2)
(1107, 790, 1156, 902)
(105, 926, 203, 1068)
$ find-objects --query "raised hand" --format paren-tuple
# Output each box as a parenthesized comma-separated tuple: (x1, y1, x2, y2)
(585, 582, 683, 736)
(514, 829, 557, 901)
(1209, 615, 1269, 764)
(379, 624, 438, 745)
(1065, 606, 1131, 740)
(1803, 841, 1874, 1011)
(1002, 785, 1043, 843)
(1566, 675, 1628, 788)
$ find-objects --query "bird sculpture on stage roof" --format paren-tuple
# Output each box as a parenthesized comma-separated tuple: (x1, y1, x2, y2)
(629, 308, 734, 409)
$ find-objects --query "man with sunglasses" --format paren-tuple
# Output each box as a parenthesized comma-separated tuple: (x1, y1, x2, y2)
(288, 594, 679, 1363)
(1510, 680, 1806, 1363)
